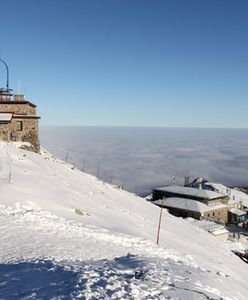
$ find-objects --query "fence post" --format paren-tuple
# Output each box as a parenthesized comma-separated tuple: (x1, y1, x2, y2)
(96, 166, 100, 178)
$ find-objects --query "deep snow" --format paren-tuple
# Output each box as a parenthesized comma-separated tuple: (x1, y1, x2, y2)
(1, 141, 248, 299)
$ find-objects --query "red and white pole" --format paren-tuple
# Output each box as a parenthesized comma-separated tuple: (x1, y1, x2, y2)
(156, 202, 164, 245)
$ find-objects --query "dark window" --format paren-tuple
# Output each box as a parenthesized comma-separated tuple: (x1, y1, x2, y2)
(17, 121, 23, 131)
(213, 212, 215, 216)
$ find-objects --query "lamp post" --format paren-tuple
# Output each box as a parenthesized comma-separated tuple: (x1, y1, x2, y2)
(0, 58, 10, 92)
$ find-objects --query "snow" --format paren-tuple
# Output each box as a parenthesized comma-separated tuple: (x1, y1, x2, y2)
(154, 197, 227, 213)
(188, 218, 226, 231)
(211, 228, 229, 236)
(154, 185, 225, 200)
(1, 141, 248, 299)
(0, 113, 12, 122)
(207, 182, 248, 207)
(228, 208, 246, 216)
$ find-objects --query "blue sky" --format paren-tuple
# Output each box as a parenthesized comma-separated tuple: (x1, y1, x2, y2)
(0, 0, 248, 127)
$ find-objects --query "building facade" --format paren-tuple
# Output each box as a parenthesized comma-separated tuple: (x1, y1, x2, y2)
(152, 186, 229, 223)
(0, 92, 40, 152)
(152, 186, 229, 205)
(153, 197, 228, 223)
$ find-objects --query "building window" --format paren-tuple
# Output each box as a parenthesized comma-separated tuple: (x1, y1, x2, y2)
(213, 212, 215, 216)
(17, 121, 23, 131)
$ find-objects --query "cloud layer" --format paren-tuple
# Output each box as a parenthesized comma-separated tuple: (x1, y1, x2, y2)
(40, 127, 248, 196)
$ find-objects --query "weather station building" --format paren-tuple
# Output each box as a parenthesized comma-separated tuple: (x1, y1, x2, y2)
(152, 185, 229, 223)
(0, 59, 40, 152)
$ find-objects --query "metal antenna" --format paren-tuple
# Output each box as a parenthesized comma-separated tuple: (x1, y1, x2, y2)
(18, 80, 21, 95)
(0, 58, 10, 91)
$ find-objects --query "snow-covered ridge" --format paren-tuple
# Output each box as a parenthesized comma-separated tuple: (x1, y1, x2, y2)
(1, 141, 248, 299)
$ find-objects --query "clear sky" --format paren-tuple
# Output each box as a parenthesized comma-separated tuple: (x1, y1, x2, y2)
(0, 0, 248, 127)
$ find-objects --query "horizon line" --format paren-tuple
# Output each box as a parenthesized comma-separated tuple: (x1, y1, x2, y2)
(40, 125, 248, 130)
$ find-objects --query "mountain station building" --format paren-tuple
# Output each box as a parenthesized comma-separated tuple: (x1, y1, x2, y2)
(152, 186, 229, 223)
(0, 59, 40, 152)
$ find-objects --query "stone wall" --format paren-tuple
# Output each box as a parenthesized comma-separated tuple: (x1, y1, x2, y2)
(0, 102, 40, 152)
(0, 102, 36, 115)
(202, 207, 228, 223)
(0, 118, 40, 152)
(166, 205, 228, 223)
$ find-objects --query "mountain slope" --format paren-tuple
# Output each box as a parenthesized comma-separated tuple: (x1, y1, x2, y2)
(0, 141, 248, 299)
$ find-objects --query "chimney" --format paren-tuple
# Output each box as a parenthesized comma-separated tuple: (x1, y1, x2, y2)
(14, 94, 25, 101)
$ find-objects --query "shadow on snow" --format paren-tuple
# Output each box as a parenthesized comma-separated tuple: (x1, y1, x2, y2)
(0, 254, 146, 299)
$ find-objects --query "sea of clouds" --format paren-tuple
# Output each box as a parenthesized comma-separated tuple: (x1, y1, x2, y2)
(40, 127, 248, 196)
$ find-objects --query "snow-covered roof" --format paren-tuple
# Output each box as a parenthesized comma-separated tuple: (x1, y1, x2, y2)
(189, 219, 224, 232)
(153, 185, 224, 200)
(208, 182, 248, 207)
(153, 197, 228, 213)
(206, 183, 228, 194)
(210, 228, 229, 236)
(228, 208, 246, 216)
(0, 113, 12, 122)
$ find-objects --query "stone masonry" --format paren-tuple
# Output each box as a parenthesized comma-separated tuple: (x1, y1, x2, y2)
(0, 95, 40, 152)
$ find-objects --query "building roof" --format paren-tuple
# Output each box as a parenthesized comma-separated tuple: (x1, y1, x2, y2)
(153, 185, 224, 200)
(210, 228, 229, 236)
(154, 185, 224, 200)
(193, 219, 225, 232)
(0, 113, 13, 122)
(153, 197, 228, 213)
(0, 101, 36, 108)
(12, 114, 40, 119)
(228, 208, 246, 216)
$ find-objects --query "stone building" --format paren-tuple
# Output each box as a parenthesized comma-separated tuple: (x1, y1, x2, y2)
(152, 185, 229, 205)
(153, 197, 228, 223)
(0, 59, 40, 152)
(0, 92, 40, 152)
(152, 186, 229, 223)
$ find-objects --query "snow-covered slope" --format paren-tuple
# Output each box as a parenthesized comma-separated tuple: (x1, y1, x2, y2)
(1, 141, 248, 299)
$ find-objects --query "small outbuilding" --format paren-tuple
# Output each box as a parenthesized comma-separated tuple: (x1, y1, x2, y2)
(228, 208, 247, 225)
(209, 228, 229, 241)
